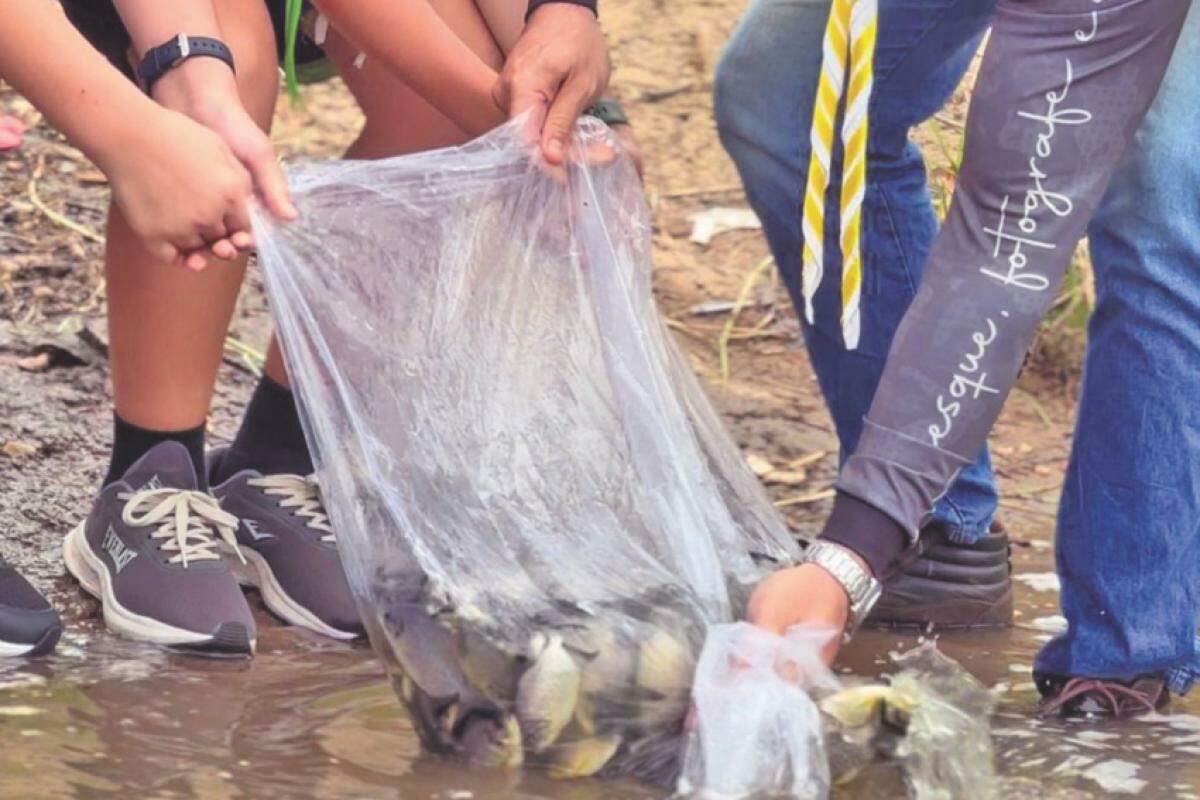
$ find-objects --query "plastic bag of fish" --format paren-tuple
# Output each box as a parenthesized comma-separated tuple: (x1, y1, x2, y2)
(678, 629, 998, 800)
(678, 623, 840, 799)
(252, 116, 800, 784)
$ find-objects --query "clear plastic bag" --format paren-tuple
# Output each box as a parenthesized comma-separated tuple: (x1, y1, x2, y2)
(821, 641, 998, 800)
(252, 117, 799, 782)
(676, 623, 839, 800)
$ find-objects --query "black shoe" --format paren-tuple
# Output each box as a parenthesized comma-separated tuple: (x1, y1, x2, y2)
(0, 557, 62, 657)
(863, 520, 1013, 631)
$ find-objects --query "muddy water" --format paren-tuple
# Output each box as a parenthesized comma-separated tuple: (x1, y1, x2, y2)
(4, 542, 1200, 800)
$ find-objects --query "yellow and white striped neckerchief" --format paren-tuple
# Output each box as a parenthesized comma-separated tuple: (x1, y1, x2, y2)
(801, 0, 879, 351)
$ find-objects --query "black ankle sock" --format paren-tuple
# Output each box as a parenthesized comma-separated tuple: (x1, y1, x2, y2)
(104, 414, 207, 488)
(213, 374, 314, 483)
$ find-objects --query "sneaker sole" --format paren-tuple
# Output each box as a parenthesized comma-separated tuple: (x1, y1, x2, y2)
(0, 625, 60, 658)
(64, 522, 256, 654)
(226, 546, 358, 641)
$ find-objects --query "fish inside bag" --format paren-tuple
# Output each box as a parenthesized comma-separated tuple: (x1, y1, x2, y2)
(250, 115, 801, 783)
(820, 642, 999, 800)
(678, 628, 999, 800)
(676, 623, 840, 800)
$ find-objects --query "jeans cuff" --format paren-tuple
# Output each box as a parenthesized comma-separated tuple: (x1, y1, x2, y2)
(1165, 635, 1200, 696)
(930, 501, 993, 545)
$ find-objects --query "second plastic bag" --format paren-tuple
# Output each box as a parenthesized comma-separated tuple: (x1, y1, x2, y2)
(677, 623, 838, 799)
(252, 117, 800, 782)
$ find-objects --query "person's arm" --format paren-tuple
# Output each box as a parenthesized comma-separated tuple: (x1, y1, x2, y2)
(111, 0, 295, 224)
(750, 0, 1192, 651)
(493, 1, 610, 165)
(478, 1, 636, 175)
(313, 0, 505, 137)
(0, 0, 258, 269)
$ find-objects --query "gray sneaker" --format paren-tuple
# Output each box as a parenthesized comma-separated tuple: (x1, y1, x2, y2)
(63, 441, 256, 655)
(208, 448, 363, 640)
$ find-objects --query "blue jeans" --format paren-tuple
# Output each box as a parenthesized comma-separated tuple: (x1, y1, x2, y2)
(715, 0, 999, 544)
(718, 0, 1200, 684)
(1037, 5, 1200, 685)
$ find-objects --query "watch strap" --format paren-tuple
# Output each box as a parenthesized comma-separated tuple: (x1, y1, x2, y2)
(585, 99, 629, 127)
(801, 541, 883, 642)
(526, 0, 598, 21)
(137, 35, 237, 94)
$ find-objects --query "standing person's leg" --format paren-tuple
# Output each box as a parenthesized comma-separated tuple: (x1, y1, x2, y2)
(1035, 4, 1200, 706)
(714, 0, 1006, 626)
(63, 0, 280, 654)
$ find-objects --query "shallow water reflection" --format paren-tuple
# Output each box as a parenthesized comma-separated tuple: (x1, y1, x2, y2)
(3, 546, 1200, 798)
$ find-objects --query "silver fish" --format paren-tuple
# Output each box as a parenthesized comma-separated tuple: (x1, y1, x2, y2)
(544, 734, 622, 779)
(516, 632, 583, 753)
(458, 626, 525, 707)
(634, 628, 694, 729)
(457, 713, 524, 769)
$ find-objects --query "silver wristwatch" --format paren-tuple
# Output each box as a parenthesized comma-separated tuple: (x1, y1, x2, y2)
(801, 541, 883, 642)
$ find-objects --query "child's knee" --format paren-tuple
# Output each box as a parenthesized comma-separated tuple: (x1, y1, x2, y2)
(214, 1, 280, 123)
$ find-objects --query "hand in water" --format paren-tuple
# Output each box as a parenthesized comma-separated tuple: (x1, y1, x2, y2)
(747, 562, 855, 666)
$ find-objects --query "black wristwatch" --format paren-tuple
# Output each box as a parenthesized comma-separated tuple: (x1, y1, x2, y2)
(136, 34, 237, 95)
(526, 0, 598, 21)
(585, 99, 629, 127)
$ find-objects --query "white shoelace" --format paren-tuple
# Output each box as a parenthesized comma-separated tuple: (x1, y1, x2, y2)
(119, 488, 244, 568)
(248, 474, 335, 543)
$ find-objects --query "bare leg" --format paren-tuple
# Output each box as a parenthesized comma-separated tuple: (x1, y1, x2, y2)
(107, 0, 278, 429)
(262, 0, 506, 385)
(474, 0, 524, 54)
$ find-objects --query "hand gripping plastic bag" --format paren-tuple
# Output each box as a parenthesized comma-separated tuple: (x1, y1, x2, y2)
(252, 116, 800, 783)
(677, 623, 839, 800)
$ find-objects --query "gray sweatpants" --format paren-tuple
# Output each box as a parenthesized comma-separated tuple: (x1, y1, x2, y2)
(837, 0, 1193, 538)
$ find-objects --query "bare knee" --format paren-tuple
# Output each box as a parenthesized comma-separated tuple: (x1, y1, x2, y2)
(213, 0, 280, 127)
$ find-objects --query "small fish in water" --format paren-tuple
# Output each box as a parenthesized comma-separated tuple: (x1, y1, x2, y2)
(517, 632, 583, 753)
(544, 734, 623, 779)
(457, 713, 524, 769)
(635, 628, 694, 728)
(820, 684, 913, 760)
(821, 684, 917, 729)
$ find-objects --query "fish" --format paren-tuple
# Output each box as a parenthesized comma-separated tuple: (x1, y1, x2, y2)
(634, 628, 695, 728)
(516, 632, 583, 753)
(457, 712, 524, 769)
(572, 625, 639, 734)
(578, 627, 636, 694)
(635, 628, 694, 696)
(458, 626, 525, 707)
(820, 684, 916, 730)
(382, 603, 470, 702)
(820, 683, 914, 761)
(820, 686, 912, 729)
(544, 734, 623, 779)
